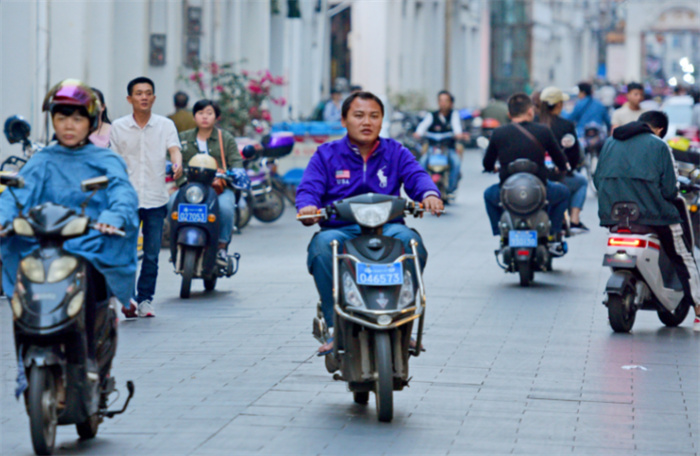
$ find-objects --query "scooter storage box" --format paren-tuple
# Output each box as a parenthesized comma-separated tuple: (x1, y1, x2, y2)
(262, 132, 294, 158)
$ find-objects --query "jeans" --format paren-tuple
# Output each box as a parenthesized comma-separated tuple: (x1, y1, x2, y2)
(562, 171, 588, 210)
(484, 181, 570, 236)
(168, 188, 236, 245)
(307, 223, 428, 327)
(420, 149, 461, 193)
(134, 205, 167, 303)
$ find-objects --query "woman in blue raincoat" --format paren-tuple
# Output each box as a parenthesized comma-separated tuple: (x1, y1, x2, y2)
(0, 80, 138, 354)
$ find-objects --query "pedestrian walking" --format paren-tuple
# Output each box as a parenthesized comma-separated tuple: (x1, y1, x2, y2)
(110, 76, 183, 318)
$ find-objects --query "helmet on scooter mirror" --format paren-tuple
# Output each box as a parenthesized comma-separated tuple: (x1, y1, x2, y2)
(186, 154, 218, 184)
(42, 79, 101, 130)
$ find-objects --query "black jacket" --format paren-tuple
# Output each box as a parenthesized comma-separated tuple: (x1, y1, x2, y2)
(483, 121, 569, 184)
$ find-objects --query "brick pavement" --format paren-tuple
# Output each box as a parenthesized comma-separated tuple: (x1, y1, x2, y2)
(1, 150, 697, 455)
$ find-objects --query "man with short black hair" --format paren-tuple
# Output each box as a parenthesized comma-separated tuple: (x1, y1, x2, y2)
(611, 82, 646, 130)
(168, 91, 196, 132)
(595, 110, 700, 331)
(483, 93, 570, 248)
(111, 76, 183, 318)
(297, 91, 443, 354)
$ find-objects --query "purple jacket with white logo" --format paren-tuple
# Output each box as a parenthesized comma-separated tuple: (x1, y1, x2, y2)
(296, 136, 440, 227)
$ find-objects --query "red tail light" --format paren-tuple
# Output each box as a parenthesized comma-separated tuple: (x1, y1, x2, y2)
(516, 249, 530, 256)
(608, 237, 647, 248)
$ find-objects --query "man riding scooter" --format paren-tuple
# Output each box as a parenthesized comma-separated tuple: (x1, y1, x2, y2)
(296, 91, 444, 355)
(483, 93, 571, 252)
(414, 90, 467, 199)
(595, 111, 700, 331)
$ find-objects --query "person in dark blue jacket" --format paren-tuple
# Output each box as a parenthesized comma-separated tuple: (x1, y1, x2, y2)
(296, 91, 444, 354)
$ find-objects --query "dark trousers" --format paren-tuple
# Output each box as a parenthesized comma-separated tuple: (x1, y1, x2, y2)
(134, 205, 167, 303)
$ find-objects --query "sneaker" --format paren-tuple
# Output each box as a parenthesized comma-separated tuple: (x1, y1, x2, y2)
(137, 300, 155, 318)
(694, 315, 700, 332)
(570, 222, 590, 233)
(121, 300, 138, 319)
(216, 248, 228, 267)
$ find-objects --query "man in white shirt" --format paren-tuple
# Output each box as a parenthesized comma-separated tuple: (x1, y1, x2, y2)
(611, 82, 646, 131)
(413, 90, 467, 197)
(110, 77, 183, 318)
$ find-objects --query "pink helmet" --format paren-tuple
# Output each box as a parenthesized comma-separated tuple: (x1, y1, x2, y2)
(42, 79, 101, 129)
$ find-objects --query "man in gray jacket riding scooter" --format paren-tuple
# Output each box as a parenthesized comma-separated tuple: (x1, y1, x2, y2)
(594, 111, 700, 331)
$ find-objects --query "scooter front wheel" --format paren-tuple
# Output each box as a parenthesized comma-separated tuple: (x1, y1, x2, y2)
(608, 292, 636, 332)
(373, 332, 393, 422)
(28, 364, 57, 455)
(180, 248, 196, 299)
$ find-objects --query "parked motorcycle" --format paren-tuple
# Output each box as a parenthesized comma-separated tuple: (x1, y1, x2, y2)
(494, 159, 567, 286)
(298, 193, 433, 422)
(2, 174, 134, 455)
(169, 155, 252, 298)
(422, 131, 455, 203)
(602, 200, 692, 332)
(239, 132, 295, 226)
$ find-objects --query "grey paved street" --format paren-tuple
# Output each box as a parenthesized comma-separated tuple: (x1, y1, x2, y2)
(1, 150, 698, 455)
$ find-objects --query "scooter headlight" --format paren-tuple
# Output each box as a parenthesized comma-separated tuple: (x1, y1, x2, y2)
(398, 270, 414, 308)
(186, 186, 205, 204)
(342, 271, 365, 308)
(13, 218, 34, 237)
(47, 256, 79, 283)
(66, 291, 84, 317)
(376, 315, 392, 326)
(20, 256, 45, 283)
(11, 292, 22, 319)
(60, 217, 89, 237)
(349, 201, 392, 228)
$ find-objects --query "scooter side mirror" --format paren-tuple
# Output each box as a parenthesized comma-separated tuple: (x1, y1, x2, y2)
(80, 176, 109, 192)
(0, 174, 24, 189)
(3, 116, 31, 145)
(242, 144, 257, 160)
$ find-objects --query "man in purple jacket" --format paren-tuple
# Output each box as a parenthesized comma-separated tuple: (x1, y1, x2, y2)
(296, 91, 444, 354)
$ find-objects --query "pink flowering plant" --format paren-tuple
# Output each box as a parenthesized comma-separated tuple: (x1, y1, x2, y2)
(184, 61, 286, 136)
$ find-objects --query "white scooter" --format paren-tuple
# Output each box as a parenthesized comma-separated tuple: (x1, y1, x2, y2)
(602, 200, 693, 332)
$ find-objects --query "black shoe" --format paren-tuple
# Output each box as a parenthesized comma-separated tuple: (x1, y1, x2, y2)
(570, 222, 590, 233)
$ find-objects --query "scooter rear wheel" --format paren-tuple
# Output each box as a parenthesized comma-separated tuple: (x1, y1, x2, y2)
(76, 413, 100, 440)
(353, 392, 369, 404)
(180, 248, 196, 299)
(373, 332, 393, 422)
(203, 277, 217, 292)
(518, 263, 533, 287)
(28, 364, 57, 455)
(608, 292, 636, 332)
(657, 297, 691, 327)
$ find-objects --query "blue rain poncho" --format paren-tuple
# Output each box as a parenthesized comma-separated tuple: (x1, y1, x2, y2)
(0, 143, 139, 305)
